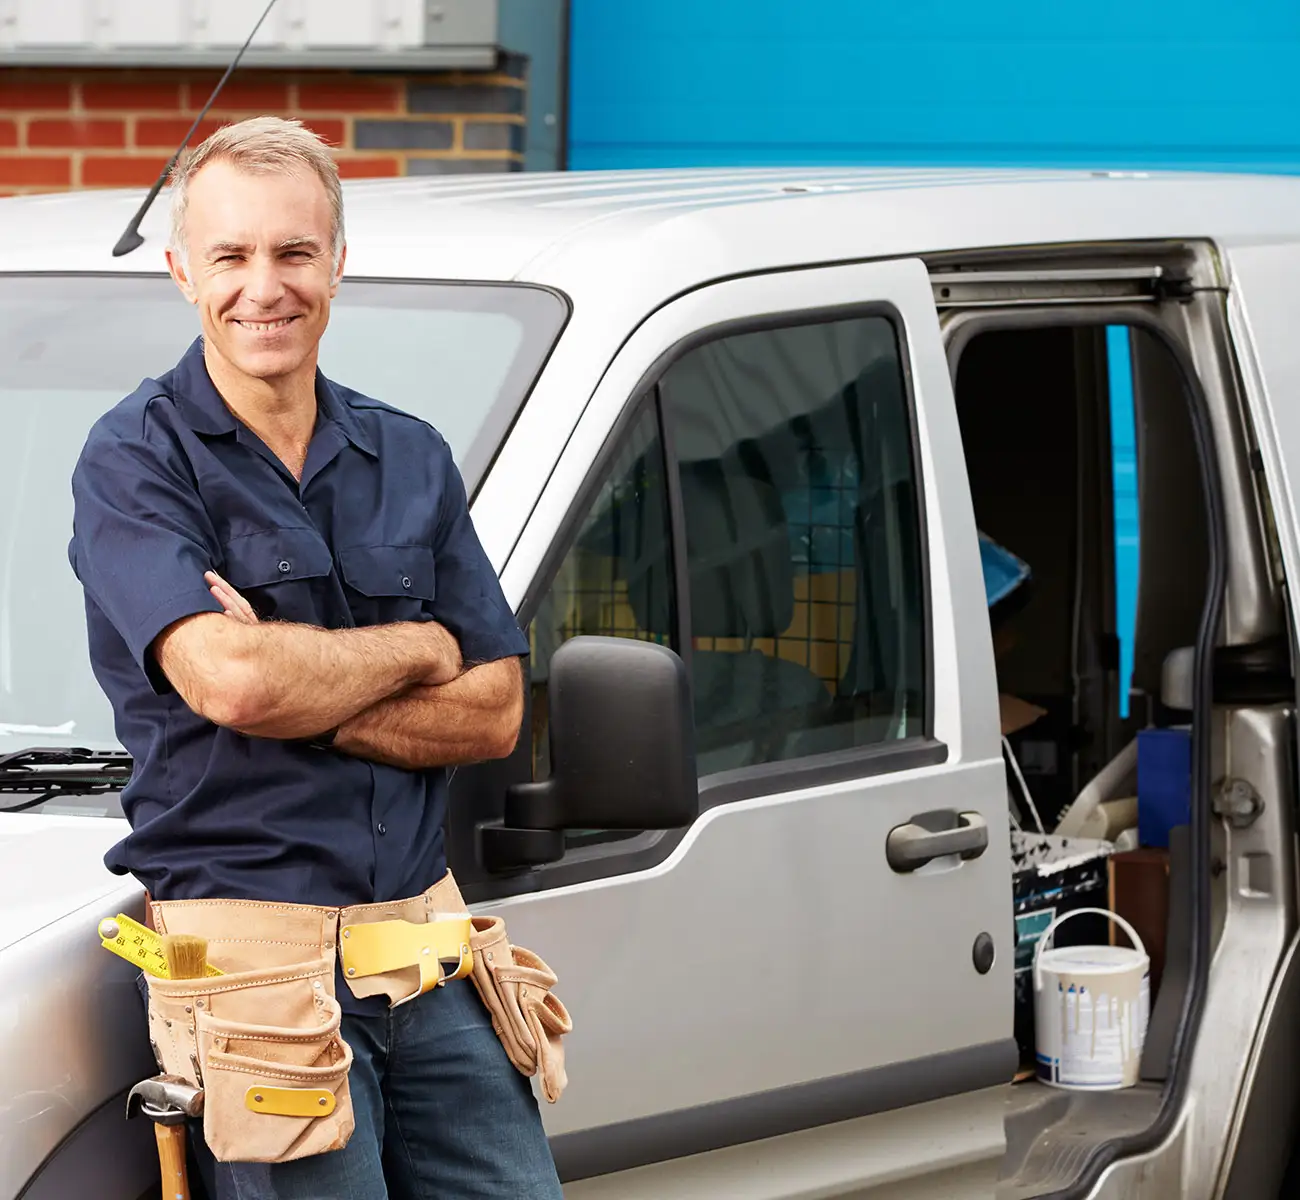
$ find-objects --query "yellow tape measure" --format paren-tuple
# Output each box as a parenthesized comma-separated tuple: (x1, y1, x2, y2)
(97, 912, 224, 979)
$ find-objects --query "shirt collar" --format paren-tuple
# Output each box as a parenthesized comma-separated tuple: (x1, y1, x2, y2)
(171, 336, 378, 458)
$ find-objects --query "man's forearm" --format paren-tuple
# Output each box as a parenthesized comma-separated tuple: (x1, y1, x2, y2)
(333, 656, 524, 770)
(156, 613, 462, 740)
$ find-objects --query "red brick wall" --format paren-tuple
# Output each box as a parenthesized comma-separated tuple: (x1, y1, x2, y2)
(0, 58, 526, 196)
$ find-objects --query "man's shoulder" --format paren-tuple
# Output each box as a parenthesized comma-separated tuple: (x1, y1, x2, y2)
(84, 372, 180, 452)
(330, 382, 451, 452)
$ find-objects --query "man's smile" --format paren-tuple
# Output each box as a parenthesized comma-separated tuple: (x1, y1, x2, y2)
(232, 315, 301, 332)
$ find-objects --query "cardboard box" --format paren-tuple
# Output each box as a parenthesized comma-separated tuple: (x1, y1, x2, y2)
(1108, 847, 1170, 997)
(1000, 693, 1047, 737)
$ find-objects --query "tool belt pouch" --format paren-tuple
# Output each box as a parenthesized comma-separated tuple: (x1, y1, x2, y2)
(467, 915, 572, 1103)
(144, 958, 354, 1164)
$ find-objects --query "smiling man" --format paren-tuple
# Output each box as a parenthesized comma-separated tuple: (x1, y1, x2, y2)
(68, 117, 564, 1199)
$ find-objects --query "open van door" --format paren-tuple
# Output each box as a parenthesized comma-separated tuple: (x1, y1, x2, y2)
(456, 258, 1017, 1197)
(1226, 242, 1300, 599)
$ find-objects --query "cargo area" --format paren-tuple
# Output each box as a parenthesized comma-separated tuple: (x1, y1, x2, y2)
(946, 318, 1210, 1196)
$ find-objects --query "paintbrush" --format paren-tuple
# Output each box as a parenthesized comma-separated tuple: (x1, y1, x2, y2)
(152, 933, 208, 1200)
(161, 933, 210, 981)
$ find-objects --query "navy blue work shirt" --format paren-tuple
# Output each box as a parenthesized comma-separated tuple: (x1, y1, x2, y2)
(69, 336, 528, 932)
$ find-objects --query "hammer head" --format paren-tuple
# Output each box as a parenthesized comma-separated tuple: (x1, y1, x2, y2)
(126, 1074, 204, 1124)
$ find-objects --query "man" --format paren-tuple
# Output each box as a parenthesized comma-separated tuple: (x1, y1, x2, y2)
(68, 116, 563, 1199)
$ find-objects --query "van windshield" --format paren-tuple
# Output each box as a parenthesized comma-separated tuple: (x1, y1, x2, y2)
(0, 274, 566, 769)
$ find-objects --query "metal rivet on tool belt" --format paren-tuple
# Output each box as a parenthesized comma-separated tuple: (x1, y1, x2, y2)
(347, 967, 355, 975)
(196, 1000, 204, 1008)
(184, 1006, 192, 1014)
(342, 929, 350, 938)
(313, 981, 322, 989)
(254, 1094, 264, 1103)
(278, 560, 291, 573)
(319, 1098, 328, 1106)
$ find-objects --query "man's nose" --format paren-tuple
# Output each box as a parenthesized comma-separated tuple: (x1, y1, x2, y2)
(242, 254, 287, 307)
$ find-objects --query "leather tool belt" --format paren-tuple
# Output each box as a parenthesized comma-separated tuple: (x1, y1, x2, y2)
(142, 870, 571, 1164)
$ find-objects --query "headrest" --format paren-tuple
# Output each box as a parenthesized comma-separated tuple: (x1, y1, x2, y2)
(1161, 646, 1194, 712)
(611, 457, 794, 640)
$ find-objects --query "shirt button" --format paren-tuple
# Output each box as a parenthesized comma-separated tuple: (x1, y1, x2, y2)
(377, 823, 386, 835)
(278, 560, 291, 573)
(401, 576, 411, 589)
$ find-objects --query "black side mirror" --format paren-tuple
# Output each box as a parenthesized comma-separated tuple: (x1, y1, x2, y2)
(480, 636, 698, 873)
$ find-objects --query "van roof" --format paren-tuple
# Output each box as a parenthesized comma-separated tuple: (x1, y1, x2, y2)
(4, 166, 1300, 294)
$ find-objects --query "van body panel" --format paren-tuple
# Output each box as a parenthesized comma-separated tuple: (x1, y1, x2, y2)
(559, 1086, 1008, 1200)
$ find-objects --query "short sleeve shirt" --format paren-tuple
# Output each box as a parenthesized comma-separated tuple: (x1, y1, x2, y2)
(68, 337, 528, 921)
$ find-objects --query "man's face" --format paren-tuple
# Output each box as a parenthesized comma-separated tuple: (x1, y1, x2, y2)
(166, 158, 344, 385)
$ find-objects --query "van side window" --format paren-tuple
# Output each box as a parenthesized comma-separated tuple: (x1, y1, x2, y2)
(659, 314, 926, 774)
(528, 405, 676, 781)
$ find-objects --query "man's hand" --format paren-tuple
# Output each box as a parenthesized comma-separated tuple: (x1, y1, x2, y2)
(204, 570, 462, 685)
(206, 571, 259, 625)
(335, 656, 525, 769)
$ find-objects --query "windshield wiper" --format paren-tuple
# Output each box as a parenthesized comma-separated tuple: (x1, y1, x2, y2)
(0, 747, 132, 814)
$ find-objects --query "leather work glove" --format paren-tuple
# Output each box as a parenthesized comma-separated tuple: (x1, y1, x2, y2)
(468, 916, 572, 1102)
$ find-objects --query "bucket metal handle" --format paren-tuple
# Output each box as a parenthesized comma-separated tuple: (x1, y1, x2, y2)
(1032, 906, 1148, 993)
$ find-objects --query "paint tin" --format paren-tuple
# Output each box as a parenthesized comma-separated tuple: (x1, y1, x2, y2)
(1033, 907, 1150, 1091)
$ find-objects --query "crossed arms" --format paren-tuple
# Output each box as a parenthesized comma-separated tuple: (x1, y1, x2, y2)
(151, 570, 523, 771)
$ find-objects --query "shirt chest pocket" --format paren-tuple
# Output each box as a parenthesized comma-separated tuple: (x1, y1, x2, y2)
(337, 545, 436, 628)
(220, 528, 336, 624)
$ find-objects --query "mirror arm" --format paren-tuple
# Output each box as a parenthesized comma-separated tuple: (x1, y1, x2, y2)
(478, 779, 567, 875)
(503, 779, 565, 829)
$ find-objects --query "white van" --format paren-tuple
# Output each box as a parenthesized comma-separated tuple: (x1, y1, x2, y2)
(3, 166, 1300, 1200)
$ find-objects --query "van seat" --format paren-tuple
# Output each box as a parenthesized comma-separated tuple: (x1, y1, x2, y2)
(617, 456, 834, 770)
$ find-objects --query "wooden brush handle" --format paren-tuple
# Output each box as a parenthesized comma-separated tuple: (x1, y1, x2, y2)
(155, 1122, 190, 1200)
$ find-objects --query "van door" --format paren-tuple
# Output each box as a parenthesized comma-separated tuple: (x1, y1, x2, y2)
(464, 258, 1015, 1197)
(1225, 242, 1300, 598)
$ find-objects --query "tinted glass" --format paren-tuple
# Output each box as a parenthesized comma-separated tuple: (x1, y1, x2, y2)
(527, 406, 673, 783)
(659, 313, 926, 774)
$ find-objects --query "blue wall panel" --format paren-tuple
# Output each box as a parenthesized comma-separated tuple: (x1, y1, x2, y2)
(567, 2, 1257, 716)
(568, 1, 1300, 173)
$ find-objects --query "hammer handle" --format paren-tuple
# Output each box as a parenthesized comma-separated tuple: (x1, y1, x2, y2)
(154, 1122, 191, 1200)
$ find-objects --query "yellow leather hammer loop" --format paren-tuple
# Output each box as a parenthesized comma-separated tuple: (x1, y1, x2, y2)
(245, 1086, 336, 1117)
(338, 916, 474, 999)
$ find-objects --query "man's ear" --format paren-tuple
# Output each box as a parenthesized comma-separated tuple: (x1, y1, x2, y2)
(330, 243, 347, 296)
(165, 247, 198, 305)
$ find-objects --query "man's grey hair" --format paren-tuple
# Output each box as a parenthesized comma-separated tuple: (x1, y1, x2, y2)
(168, 115, 345, 272)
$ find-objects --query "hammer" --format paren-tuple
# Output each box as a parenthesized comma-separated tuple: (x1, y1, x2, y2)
(127, 1074, 203, 1200)
(129, 932, 210, 1200)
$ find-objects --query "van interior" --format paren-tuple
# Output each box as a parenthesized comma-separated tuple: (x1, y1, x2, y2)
(946, 316, 1211, 1197)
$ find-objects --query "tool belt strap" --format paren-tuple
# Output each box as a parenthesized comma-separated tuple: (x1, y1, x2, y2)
(150, 870, 473, 1007)
(339, 915, 472, 1001)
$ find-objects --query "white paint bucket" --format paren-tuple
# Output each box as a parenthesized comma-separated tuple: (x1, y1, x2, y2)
(1033, 907, 1150, 1091)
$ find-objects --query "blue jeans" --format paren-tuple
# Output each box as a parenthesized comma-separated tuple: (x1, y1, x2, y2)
(139, 975, 563, 1199)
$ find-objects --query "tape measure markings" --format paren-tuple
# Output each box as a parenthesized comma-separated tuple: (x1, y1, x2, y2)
(98, 912, 224, 978)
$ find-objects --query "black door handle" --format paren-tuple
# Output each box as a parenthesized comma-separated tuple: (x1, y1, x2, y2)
(886, 811, 989, 873)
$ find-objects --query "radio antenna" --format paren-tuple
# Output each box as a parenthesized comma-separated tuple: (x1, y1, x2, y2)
(111, 0, 279, 257)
